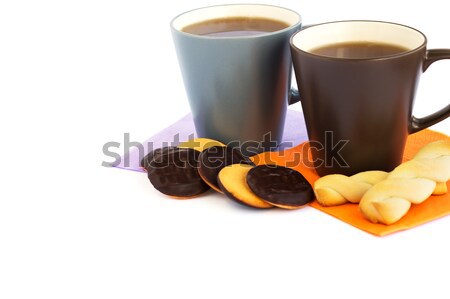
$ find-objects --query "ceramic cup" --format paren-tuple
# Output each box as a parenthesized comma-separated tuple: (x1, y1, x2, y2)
(290, 21, 450, 176)
(171, 4, 302, 155)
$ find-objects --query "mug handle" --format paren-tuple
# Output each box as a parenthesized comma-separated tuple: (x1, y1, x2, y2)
(409, 49, 450, 133)
(288, 88, 301, 105)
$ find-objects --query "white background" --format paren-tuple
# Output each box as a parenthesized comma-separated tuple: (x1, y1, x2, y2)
(1, 0, 450, 298)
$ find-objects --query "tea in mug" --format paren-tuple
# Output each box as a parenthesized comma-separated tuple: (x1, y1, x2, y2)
(182, 16, 290, 37)
(310, 42, 409, 59)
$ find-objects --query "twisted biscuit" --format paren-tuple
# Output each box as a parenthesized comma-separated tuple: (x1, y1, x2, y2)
(314, 171, 388, 206)
(360, 140, 450, 224)
(388, 140, 450, 195)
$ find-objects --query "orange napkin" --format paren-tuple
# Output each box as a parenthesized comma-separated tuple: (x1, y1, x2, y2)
(251, 129, 450, 236)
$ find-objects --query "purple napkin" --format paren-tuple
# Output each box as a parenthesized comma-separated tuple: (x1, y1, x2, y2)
(114, 109, 308, 172)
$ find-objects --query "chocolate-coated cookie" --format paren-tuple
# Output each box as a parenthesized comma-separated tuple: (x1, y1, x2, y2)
(198, 146, 253, 193)
(146, 147, 210, 198)
(217, 164, 273, 209)
(246, 164, 314, 209)
(140, 146, 177, 171)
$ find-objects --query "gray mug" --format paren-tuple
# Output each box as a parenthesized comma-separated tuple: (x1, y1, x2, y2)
(171, 4, 302, 155)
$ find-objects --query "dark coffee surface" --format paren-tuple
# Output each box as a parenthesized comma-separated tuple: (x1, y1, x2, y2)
(310, 42, 409, 59)
(198, 146, 253, 190)
(146, 147, 210, 197)
(182, 16, 289, 37)
(246, 165, 314, 207)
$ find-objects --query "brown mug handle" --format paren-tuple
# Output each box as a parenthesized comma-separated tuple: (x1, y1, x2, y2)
(409, 49, 450, 133)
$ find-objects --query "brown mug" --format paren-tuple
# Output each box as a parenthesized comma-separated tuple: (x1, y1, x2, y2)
(290, 20, 450, 176)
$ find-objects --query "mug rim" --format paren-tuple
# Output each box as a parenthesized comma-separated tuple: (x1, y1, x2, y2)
(170, 4, 302, 40)
(290, 20, 427, 61)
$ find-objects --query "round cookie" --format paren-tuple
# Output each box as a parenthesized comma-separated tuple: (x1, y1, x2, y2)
(217, 164, 273, 209)
(178, 138, 225, 152)
(146, 147, 210, 198)
(140, 146, 177, 171)
(198, 146, 253, 193)
(246, 165, 314, 209)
